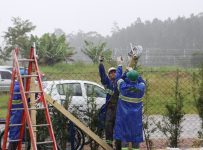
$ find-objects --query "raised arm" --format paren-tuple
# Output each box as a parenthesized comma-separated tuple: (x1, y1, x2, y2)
(115, 65, 123, 81)
(115, 56, 124, 81)
(98, 61, 109, 86)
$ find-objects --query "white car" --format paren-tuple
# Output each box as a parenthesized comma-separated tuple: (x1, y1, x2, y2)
(0, 69, 12, 91)
(42, 80, 106, 116)
(0, 66, 45, 92)
(0, 66, 26, 92)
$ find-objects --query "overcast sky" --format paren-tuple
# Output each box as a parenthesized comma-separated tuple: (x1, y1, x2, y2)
(0, 0, 202, 42)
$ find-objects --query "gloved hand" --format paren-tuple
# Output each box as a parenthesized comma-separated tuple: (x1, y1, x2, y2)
(126, 67, 133, 72)
(99, 56, 104, 62)
(117, 56, 123, 66)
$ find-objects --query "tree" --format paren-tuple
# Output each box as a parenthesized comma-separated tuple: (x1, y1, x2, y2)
(2, 17, 36, 59)
(54, 28, 66, 37)
(111, 21, 120, 34)
(0, 46, 3, 64)
(81, 40, 112, 64)
(38, 33, 75, 65)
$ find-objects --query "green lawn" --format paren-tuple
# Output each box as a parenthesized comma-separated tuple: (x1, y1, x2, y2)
(142, 71, 198, 114)
(0, 94, 8, 119)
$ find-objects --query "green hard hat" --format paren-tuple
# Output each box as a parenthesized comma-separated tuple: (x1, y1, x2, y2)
(127, 70, 139, 81)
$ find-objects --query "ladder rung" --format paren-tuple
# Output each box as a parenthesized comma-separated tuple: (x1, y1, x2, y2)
(25, 91, 43, 94)
(11, 107, 46, 111)
(9, 124, 22, 127)
(37, 141, 53, 145)
(32, 124, 50, 127)
(29, 107, 47, 110)
(18, 59, 34, 62)
(14, 91, 43, 94)
(9, 139, 21, 142)
(21, 75, 38, 78)
(11, 108, 24, 111)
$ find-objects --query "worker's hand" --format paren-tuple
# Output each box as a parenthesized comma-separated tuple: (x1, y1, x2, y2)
(126, 67, 133, 72)
(117, 56, 123, 66)
(99, 56, 104, 62)
(128, 48, 135, 57)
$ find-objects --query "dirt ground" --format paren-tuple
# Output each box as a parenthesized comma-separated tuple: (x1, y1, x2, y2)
(83, 138, 203, 150)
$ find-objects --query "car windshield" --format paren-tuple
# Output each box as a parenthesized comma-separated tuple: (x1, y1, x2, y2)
(56, 83, 82, 96)
(84, 83, 106, 98)
(0, 71, 11, 79)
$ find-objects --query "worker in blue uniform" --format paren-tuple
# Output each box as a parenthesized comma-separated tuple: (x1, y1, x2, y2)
(8, 70, 27, 150)
(98, 56, 121, 149)
(114, 59, 146, 150)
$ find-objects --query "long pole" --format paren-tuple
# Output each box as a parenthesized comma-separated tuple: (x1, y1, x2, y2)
(30, 73, 37, 150)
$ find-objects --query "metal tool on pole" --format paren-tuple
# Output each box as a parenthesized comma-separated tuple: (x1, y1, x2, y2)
(128, 43, 143, 69)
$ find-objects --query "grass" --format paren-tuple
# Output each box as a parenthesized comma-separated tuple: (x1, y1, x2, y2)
(142, 71, 198, 114)
(40, 62, 100, 73)
(0, 94, 8, 119)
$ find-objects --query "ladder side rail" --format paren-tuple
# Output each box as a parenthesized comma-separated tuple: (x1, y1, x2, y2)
(25, 46, 34, 93)
(32, 47, 58, 150)
(17, 48, 33, 150)
(13, 52, 31, 150)
(2, 51, 17, 150)
(13, 52, 37, 150)
(26, 46, 36, 150)
(18, 48, 33, 150)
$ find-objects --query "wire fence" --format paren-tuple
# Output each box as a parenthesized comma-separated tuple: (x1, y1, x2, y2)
(0, 69, 203, 149)
(111, 48, 203, 67)
(42, 69, 203, 149)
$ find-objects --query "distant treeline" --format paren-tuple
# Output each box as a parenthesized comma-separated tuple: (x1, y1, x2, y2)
(68, 13, 203, 50)
(108, 13, 203, 50)
(68, 13, 203, 66)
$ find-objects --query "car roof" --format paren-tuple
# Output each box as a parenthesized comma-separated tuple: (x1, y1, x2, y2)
(0, 67, 25, 71)
(0, 65, 12, 68)
(0, 68, 12, 72)
(0, 66, 25, 69)
(0, 66, 12, 70)
(43, 80, 104, 89)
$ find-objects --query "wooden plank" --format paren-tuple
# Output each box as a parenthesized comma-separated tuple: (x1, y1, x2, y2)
(30, 74, 37, 150)
(128, 142, 132, 150)
(44, 94, 113, 150)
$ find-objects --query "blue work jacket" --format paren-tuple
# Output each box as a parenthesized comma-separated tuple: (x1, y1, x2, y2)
(98, 63, 116, 102)
(98, 63, 118, 128)
(114, 65, 146, 143)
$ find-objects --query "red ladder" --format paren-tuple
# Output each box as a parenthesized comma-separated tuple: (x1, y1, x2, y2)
(2, 46, 57, 150)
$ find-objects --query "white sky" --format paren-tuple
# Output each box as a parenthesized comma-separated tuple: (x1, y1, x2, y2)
(0, 0, 202, 42)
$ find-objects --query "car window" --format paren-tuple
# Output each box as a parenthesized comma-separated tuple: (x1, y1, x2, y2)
(1, 71, 11, 79)
(56, 83, 82, 96)
(84, 83, 106, 98)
